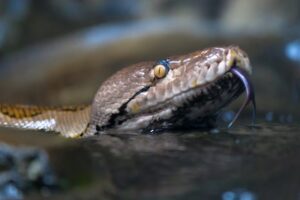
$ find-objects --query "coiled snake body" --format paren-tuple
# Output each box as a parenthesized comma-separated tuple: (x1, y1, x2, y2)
(0, 46, 255, 138)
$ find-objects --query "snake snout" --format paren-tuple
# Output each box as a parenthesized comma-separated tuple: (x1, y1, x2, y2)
(226, 48, 252, 75)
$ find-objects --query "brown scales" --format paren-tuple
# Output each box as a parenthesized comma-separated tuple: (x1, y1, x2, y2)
(0, 104, 88, 119)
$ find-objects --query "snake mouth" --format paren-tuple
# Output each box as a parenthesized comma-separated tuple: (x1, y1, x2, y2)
(228, 66, 256, 127)
(166, 62, 256, 128)
(109, 47, 255, 131)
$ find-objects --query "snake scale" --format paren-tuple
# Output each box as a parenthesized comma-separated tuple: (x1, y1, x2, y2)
(0, 46, 255, 138)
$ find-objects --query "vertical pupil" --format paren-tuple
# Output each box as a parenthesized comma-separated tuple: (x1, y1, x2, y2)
(154, 59, 169, 78)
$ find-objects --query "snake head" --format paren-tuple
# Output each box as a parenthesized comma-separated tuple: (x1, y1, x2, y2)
(89, 46, 255, 134)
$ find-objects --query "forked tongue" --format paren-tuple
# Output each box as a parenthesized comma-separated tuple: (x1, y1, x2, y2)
(228, 67, 256, 128)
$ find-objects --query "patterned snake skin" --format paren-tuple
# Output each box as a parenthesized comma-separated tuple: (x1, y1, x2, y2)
(0, 46, 253, 138)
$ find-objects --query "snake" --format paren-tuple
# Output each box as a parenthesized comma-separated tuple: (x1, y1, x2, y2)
(0, 46, 256, 138)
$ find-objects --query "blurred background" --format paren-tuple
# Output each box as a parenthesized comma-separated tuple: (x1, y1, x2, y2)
(0, 1, 300, 199)
(0, 0, 299, 123)
(0, 0, 298, 114)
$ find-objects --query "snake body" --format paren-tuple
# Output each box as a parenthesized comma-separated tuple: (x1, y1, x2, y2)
(0, 104, 90, 137)
(0, 46, 253, 137)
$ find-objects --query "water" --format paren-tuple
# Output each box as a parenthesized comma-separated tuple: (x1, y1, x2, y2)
(9, 121, 294, 199)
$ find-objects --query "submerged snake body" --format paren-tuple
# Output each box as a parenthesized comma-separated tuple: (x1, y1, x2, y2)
(0, 46, 252, 137)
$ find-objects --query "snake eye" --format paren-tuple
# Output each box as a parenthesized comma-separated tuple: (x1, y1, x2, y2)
(153, 60, 170, 79)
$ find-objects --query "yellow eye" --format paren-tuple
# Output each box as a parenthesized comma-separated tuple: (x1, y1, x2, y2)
(154, 64, 166, 78)
(153, 63, 170, 79)
(153, 59, 170, 79)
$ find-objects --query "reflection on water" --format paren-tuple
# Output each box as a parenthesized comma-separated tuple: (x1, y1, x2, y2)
(264, 112, 296, 124)
(221, 111, 235, 123)
(265, 112, 274, 122)
(222, 189, 256, 200)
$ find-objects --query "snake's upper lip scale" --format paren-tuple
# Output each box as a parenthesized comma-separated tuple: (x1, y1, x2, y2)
(228, 66, 256, 128)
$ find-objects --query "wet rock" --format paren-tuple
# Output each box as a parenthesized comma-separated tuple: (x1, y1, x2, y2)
(0, 143, 58, 199)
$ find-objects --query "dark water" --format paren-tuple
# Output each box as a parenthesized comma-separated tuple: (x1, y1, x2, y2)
(21, 122, 299, 200)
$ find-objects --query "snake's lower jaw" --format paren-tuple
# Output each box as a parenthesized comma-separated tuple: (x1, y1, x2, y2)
(227, 66, 256, 127)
